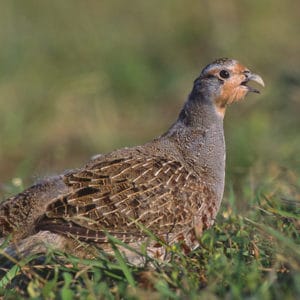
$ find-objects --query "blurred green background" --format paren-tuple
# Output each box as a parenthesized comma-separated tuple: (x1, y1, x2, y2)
(0, 0, 299, 200)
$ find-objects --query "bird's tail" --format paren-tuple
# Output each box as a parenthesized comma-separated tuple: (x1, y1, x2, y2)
(0, 175, 69, 241)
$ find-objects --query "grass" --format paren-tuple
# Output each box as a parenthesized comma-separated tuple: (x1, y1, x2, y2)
(0, 169, 299, 299)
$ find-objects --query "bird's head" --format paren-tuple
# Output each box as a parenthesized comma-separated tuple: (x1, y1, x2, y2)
(195, 58, 265, 116)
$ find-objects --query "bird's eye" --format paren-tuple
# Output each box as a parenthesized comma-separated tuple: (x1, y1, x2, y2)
(219, 70, 230, 79)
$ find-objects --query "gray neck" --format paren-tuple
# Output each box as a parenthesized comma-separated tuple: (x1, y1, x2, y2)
(161, 84, 226, 200)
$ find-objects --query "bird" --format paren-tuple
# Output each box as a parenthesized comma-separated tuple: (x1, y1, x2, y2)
(0, 58, 264, 265)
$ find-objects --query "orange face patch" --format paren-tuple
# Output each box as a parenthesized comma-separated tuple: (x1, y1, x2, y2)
(207, 63, 249, 116)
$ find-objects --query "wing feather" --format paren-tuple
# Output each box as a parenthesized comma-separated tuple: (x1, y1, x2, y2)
(37, 152, 207, 243)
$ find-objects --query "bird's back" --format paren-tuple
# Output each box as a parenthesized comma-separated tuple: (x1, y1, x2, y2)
(0, 140, 218, 261)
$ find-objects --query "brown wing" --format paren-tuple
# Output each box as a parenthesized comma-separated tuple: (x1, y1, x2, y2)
(36, 153, 207, 244)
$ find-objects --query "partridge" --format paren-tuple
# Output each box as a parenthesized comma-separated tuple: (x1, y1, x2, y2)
(0, 58, 264, 264)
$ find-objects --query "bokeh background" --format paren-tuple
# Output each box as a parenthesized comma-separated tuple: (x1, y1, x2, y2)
(0, 0, 299, 202)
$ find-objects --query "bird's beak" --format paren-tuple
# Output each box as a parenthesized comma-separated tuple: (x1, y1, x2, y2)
(241, 72, 265, 94)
